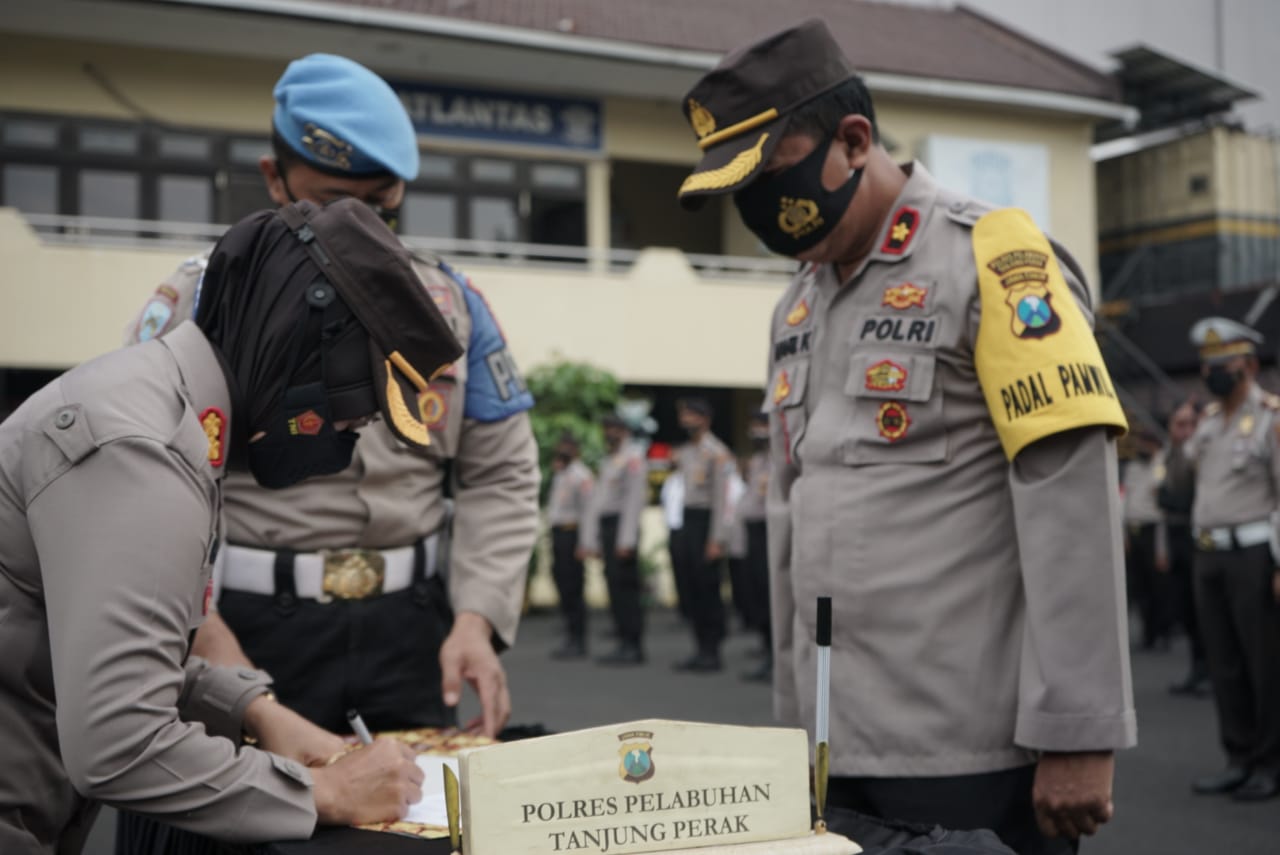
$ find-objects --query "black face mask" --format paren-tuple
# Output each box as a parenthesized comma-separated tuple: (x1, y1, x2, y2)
(733, 136, 862, 256)
(372, 206, 401, 233)
(1205, 365, 1242, 399)
(248, 382, 359, 489)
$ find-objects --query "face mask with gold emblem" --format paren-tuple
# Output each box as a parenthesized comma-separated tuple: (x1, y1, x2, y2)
(733, 136, 861, 256)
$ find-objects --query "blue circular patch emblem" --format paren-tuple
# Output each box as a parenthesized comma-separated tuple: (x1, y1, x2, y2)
(1017, 294, 1053, 329)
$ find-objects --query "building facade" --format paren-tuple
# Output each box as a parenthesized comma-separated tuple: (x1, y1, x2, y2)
(0, 0, 1129, 440)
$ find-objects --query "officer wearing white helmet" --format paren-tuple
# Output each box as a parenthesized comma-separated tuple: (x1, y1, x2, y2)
(1185, 316, 1280, 802)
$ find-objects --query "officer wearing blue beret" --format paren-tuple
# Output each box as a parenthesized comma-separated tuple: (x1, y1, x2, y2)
(120, 54, 540, 852)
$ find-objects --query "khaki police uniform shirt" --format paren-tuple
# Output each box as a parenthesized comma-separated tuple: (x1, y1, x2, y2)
(765, 162, 1136, 776)
(127, 253, 540, 646)
(675, 432, 734, 545)
(737, 451, 769, 524)
(1186, 383, 1280, 532)
(584, 442, 649, 554)
(0, 323, 315, 855)
(547, 459, 595, 547)
(1122, 457, 1163, 525)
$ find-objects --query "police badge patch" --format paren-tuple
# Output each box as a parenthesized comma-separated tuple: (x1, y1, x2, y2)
(617, 730, 655, 784)
(136, 285, 180, 342)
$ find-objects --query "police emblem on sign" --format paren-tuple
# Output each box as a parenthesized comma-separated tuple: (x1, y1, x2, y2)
(617, 730, 655, 784)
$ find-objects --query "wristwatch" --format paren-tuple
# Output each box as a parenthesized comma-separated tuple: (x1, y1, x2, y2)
(241, 690, 278, 746)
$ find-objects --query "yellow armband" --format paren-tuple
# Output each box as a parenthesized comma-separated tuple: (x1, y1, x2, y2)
(973, 208, 1127, 460)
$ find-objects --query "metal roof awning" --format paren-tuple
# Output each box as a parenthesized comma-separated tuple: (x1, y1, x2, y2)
(1097, 44, 1257, 141)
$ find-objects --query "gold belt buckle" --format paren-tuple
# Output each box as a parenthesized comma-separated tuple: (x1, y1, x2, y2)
(321, 549, 386, 600)
(1197, 531, 1217, 551)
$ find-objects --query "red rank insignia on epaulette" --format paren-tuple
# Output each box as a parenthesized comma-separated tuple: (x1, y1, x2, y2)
(880, 206, 920, 256)
(199, 407, 227, 467)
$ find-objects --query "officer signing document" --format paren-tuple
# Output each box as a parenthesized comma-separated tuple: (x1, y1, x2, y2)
(0, 199, 462, 854)
(679, 20, 1135, 855)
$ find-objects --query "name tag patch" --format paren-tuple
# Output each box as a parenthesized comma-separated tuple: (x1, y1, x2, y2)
(859, 315, 939, 345)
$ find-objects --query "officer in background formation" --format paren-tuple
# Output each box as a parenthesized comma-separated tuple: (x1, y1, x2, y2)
(547, 432, 595, 660)
(1156, 399, 1209, 696)
(660, 453, 687, 618)
(736, 412, 773, 683)
(121, 60, 540, 854)
(725, 452, 752, 636)
(673, 397, 734, 673)
(677, 20, 1134, 854)
(586, 413, 651, 666)
(1185, 318, 1280, 802)
(0, 199, 449, 854)
(1123, 424, 1171, 650)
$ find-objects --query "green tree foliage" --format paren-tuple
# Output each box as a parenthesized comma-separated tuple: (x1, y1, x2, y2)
(525, 358, 621, 499)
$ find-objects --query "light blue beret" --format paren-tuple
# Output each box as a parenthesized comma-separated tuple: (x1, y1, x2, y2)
(272, 54, 419, 181)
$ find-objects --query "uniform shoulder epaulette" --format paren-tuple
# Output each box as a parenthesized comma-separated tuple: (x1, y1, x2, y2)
(1205, 401, 1223, 417)
(1262, 392, 1280, 411)
(180, 251, 210, 272)
(941, 194, 993, 229)
(409, 249, 445, 270)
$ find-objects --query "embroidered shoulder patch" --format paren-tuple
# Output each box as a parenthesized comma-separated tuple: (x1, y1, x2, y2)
(439, 262, 535, 422)
(973, 208, 1127, 460)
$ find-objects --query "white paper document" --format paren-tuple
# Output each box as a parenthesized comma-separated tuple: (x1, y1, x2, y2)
(405, 754, 460, 826)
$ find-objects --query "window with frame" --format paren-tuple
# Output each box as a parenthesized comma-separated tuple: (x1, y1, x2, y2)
(400, 152, 586, 246)
(0, 111, 271, 226)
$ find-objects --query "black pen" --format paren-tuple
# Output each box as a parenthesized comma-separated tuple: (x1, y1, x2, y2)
(347, 709, 374, 745)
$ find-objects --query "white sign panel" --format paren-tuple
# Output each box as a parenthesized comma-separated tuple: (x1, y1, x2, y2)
(921, 136, 1051, 230)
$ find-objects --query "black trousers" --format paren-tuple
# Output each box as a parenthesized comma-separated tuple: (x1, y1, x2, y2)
(679, 508, 726, 652)
(601, 514, 644, 645)
(667, 525, 692, 621)
(829, 765, 1076, 855)
(117, 550, 455, 855)
(1194, 542, 1280, 770)
(550, 525, 586, 643)
(728, 555, 752, 628)
(1127, 522, 1171, 646)
(1167, 523, 1205, 665)
(744, 519, 772, 645)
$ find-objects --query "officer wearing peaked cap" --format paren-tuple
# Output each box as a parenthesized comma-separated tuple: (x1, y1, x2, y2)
(1185, 317, 1280, 802)
(119, 53, 540, 852)
(680, 19, 1134, 854)
(0, 200, 455, 854)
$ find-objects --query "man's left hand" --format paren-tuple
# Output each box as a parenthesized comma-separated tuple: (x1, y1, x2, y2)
(705, 542, 723, 562)
(440, 611, 510, 738)
(1272, 569, 1280, 604)
(1033, 751, 1115, 839)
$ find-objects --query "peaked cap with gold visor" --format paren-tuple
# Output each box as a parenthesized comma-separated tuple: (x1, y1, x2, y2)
(1190, 316, 1264, 364)
(678, 18, 858, 210)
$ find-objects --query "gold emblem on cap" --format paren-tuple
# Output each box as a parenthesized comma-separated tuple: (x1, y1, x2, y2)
(688, 99, 717, 139)
(679, 133, 770, 196)
(301, 123, 354, 170)
(1205, 329, 1222, 346)
(778, 197, 823, 239)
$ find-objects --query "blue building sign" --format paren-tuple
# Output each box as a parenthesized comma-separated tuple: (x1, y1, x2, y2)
(392, 81, 603, 154)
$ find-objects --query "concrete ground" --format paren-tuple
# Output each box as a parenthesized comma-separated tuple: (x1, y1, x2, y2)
(87, 608, 1280, 854)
